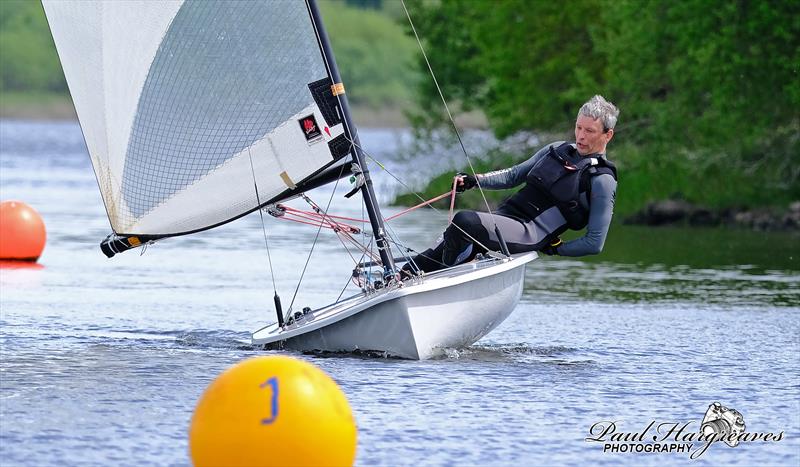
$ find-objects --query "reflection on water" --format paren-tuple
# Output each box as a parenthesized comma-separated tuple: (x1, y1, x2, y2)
(580, 223, 799, 270)
(538, 225, 799, 307)
(523, 260, 799, 307)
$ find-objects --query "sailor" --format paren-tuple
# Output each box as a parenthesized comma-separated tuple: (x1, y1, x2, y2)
(403, 95, 619, 276)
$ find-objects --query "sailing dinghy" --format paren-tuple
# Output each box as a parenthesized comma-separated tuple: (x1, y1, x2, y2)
(44, 0, 537, 359)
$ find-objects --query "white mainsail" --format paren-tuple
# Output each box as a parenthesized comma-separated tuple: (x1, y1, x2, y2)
(44, 0, 538, 360)
(43, 0, 346, 235)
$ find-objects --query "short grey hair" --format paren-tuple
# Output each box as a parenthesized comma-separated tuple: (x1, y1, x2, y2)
(578, 95, 619, 131)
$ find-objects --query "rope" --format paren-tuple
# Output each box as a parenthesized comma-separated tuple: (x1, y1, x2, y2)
(343, 134, 496, 255)
(296, 195, 382, 264)
(337, 228, 380, 263)
(331, 228, 363, 268)
(386, 191, 454, 221)
(282, 205, 364, 225)
(287, 163, 348, 316)
(272, 189, 454, 228)
(278, 207, 361, 233)
(449, 176, 458, 223)
(268, 182, 468, 298)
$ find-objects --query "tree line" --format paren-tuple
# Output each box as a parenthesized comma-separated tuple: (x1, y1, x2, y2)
(0, 0, 418, 110)
(404, 0, 799, 213)
(0, 0, 66, 93)
(2, 0, 797, 212)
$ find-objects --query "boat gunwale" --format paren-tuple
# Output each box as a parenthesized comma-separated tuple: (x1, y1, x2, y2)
(251, 251, 537, 344)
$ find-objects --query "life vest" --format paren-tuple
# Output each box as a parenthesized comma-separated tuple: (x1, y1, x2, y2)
(499, 142, 617, 230)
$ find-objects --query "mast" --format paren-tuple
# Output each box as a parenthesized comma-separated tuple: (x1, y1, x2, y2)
(306, 0, 396, 279)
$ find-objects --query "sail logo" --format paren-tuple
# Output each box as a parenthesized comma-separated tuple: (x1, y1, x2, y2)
(299, 115, 323, 142)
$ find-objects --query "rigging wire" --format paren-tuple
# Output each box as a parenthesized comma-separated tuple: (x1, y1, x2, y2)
(247, 147, 278, 295)
(382, 222, 432, 271)
(307, 0, 385, 246)
(287, 163, 348, 315)
(336, 237, 374, 303)
(311, 0, 463, 274)
(336, 273, 355, 303)
(400, 0, 505, 240)
(297, 194, 379, 263)
(343, 134, 495, 255)
(305, 0, 503, 290)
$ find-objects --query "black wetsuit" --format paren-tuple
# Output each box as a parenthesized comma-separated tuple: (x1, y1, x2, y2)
(405, 141, 617, 274)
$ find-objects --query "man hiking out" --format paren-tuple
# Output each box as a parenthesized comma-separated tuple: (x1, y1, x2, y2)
(402, 95, 619, 277)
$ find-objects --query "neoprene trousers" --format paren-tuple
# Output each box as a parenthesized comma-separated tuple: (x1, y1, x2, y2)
(404, 210, 555, 274)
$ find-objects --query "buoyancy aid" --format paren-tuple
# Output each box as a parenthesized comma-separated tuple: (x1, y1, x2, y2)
(500, 142, 617, 230)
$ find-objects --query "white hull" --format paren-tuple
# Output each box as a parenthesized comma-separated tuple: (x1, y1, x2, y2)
(252, 252, 537, 359)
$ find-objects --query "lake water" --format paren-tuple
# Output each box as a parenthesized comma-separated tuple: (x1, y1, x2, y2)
(1, 120, 798, 466)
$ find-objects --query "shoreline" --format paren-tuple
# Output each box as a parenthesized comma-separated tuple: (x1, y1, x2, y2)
(7, 98, 795, 233)
(0, 94, 78, 121)
(0, 94, 411, 129)
(624, 200, 800, 232)
(0, 94, 490, 130)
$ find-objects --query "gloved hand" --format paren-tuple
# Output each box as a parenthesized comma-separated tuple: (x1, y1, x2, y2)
(455, 172, 478, 193)
(540, 237, 562, 256)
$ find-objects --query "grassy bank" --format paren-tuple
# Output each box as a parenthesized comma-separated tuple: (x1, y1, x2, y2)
(393, 147, 517, 210)
(0, 92, 75, 120)
(0, 92, 413, 128)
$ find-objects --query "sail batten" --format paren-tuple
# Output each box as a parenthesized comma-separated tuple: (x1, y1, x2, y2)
(44, 0, 347, 237)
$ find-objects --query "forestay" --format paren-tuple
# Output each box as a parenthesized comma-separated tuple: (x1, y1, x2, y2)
(43, 0, 348, 236)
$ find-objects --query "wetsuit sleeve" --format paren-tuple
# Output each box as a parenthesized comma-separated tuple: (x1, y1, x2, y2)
(476, 141, 563, 189)
(558, 174, 616, 256)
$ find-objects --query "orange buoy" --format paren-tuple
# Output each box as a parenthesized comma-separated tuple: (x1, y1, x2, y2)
(189, 356, 357, 467)
(0, 200, 47, 262)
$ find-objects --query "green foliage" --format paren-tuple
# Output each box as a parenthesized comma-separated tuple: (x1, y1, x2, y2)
(393, 148, 518, 209)
(601, 0, 800, 211)
(0, 0, 419, 113)
(600, 0, 799, 145)
(404, 0, 604, 138)
(402, 0, 800, 211)
(0, 0, 66, 93)
(321, 0, 420, 109)
(344, 0, 383, 9)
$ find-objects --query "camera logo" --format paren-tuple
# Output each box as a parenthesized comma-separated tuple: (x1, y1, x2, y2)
(585, 401, 785, 459)
(701, 402, 745, 448)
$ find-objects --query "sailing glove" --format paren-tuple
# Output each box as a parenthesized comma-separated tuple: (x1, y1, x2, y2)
(455, 173, 478, 193)
(540, 238, 562, 256)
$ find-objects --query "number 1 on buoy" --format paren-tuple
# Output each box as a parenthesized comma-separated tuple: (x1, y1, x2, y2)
(259, 377, 279, 425)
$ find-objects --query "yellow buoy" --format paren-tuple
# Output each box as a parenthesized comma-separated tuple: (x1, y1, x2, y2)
(189, 355, 357, 467)
(0, 200, 46, 262)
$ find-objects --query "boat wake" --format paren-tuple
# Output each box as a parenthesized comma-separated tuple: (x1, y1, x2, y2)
(251, 343, 593, 364)
(298, 348, 407, 360)
(175, 330, 255, 351)
(433, 343, 595, 365)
